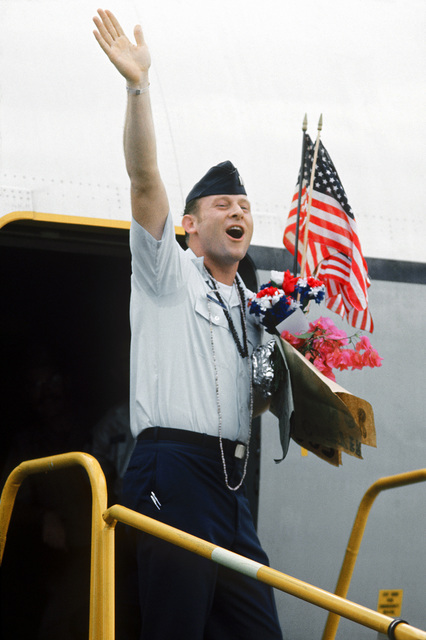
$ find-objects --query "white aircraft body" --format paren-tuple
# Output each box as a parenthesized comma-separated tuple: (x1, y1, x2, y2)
(1, 1, 426, 639)
(1, 0, 425, 260)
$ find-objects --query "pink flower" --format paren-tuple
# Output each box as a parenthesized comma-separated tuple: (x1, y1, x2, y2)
(336, 349, 354, 370)
(281, 316, 382, 380)
(324, 345, 344, 370)
(356, 335, 371, 351)
(313, 356, 336, 381)
(314, 317, 348, 343)
(281, 330, 306, 351)
(350, 351, 364, 370)
(362, 347, 383, 368)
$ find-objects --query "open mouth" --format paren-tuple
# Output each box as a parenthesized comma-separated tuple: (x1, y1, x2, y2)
(226, 226, 244, 240)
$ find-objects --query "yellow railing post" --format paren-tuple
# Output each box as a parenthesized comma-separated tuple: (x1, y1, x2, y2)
(322, 469, 426, 640)
(0, 452, 114, 640)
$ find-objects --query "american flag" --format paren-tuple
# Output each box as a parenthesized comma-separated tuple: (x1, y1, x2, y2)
(283, 133, 373, 332)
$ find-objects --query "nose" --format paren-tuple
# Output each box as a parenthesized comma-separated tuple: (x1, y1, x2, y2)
(229, 205, 244, 218)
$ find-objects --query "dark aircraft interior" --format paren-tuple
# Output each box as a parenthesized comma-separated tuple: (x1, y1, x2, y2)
(0, 219, 260, 638)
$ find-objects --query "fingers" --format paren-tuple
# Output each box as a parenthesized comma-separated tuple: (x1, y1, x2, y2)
(105, 9, 125, 37)
(93, 8, 149, 82)
(93, 15, 113, 50)
(93, 25, 111, 56)
(93, 9, 144, 52)
(93, 9, 123, 48)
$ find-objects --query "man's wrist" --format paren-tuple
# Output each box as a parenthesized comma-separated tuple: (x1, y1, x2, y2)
(126, 83, 150, 96)
(126, 72, 150, 91)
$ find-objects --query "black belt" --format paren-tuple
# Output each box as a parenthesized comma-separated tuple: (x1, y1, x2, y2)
(137, 427, 246, 459)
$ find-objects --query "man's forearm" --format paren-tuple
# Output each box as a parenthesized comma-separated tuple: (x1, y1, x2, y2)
(124, 86, 169, 235)
(93, 10, 169, 234)
(123, 77, 159, 191)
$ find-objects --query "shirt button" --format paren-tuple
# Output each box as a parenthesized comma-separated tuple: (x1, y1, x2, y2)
(214, 315, 220, 322)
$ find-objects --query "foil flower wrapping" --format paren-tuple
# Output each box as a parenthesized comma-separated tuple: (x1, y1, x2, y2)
(252, 339, 276, 401)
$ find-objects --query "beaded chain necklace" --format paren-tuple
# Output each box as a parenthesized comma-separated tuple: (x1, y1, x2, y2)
(207, 274, 249, 359)
(205, 268, 253, 491)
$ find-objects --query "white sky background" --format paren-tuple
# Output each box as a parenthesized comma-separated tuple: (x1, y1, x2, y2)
(1, 0, 425, 261)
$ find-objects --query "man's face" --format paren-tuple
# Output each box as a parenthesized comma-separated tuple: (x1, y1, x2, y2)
(187, 194, 254, 267)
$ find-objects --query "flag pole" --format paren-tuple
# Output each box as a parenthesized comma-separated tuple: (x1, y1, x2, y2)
(299, 113, 323, 279)
(292, 114, 308, 276)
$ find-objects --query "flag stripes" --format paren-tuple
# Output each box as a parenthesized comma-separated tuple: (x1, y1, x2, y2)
(284, 134, 373, 332)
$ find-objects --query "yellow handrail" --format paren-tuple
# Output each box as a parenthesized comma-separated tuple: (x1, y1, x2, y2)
(322, 469, 426, 640)
(0, 452, 115, 640)
(104, 504, 426, 640)
(1, 454, 426, 640)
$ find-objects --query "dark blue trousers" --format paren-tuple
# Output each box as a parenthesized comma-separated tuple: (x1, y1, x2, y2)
(119, 437, 283, 640)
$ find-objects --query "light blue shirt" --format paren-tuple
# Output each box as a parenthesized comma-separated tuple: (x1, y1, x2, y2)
(129, 212, 261, 442)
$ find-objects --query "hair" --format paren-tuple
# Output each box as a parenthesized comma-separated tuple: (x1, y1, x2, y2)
(182, 198, 200, 246)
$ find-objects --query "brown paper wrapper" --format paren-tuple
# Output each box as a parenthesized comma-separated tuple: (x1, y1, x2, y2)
(275, 336, 376, 466)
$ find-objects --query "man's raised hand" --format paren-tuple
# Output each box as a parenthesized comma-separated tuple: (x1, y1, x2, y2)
(93, 9, 151, 87)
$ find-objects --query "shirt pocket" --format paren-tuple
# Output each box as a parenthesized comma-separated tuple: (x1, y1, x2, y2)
(193, 294, 233, 371)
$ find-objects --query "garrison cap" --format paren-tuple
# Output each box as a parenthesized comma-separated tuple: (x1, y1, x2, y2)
(185, 161, 246, 205)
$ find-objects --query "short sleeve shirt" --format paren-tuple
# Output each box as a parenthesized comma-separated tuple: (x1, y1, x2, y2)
(129, 212, 261, 442)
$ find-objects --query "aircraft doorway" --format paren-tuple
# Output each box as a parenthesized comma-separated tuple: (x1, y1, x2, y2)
(0, 218, 261, 637)
(0, 220, 132, 639)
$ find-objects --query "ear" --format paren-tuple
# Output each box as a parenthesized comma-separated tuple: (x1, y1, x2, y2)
(181, 214, 198, 236)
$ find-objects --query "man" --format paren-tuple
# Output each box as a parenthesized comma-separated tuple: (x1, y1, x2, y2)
(93, 10, 283, 639)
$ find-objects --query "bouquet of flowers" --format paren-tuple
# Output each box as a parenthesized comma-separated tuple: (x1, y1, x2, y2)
(248, 270, 326, 334)
(250, 270, 382, 382)
(281, 316, 383, 381)
(250, 271, 382, 465)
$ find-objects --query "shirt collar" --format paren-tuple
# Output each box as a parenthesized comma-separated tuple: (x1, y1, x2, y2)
(185, 247, 208, 279)
(184, 248, 247, 308)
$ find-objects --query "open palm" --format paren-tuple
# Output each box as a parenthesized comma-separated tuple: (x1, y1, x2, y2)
(93, 9, 151, 86)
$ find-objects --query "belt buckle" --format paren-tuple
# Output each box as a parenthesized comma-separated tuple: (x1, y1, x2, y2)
(234, 443, 246, 459)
